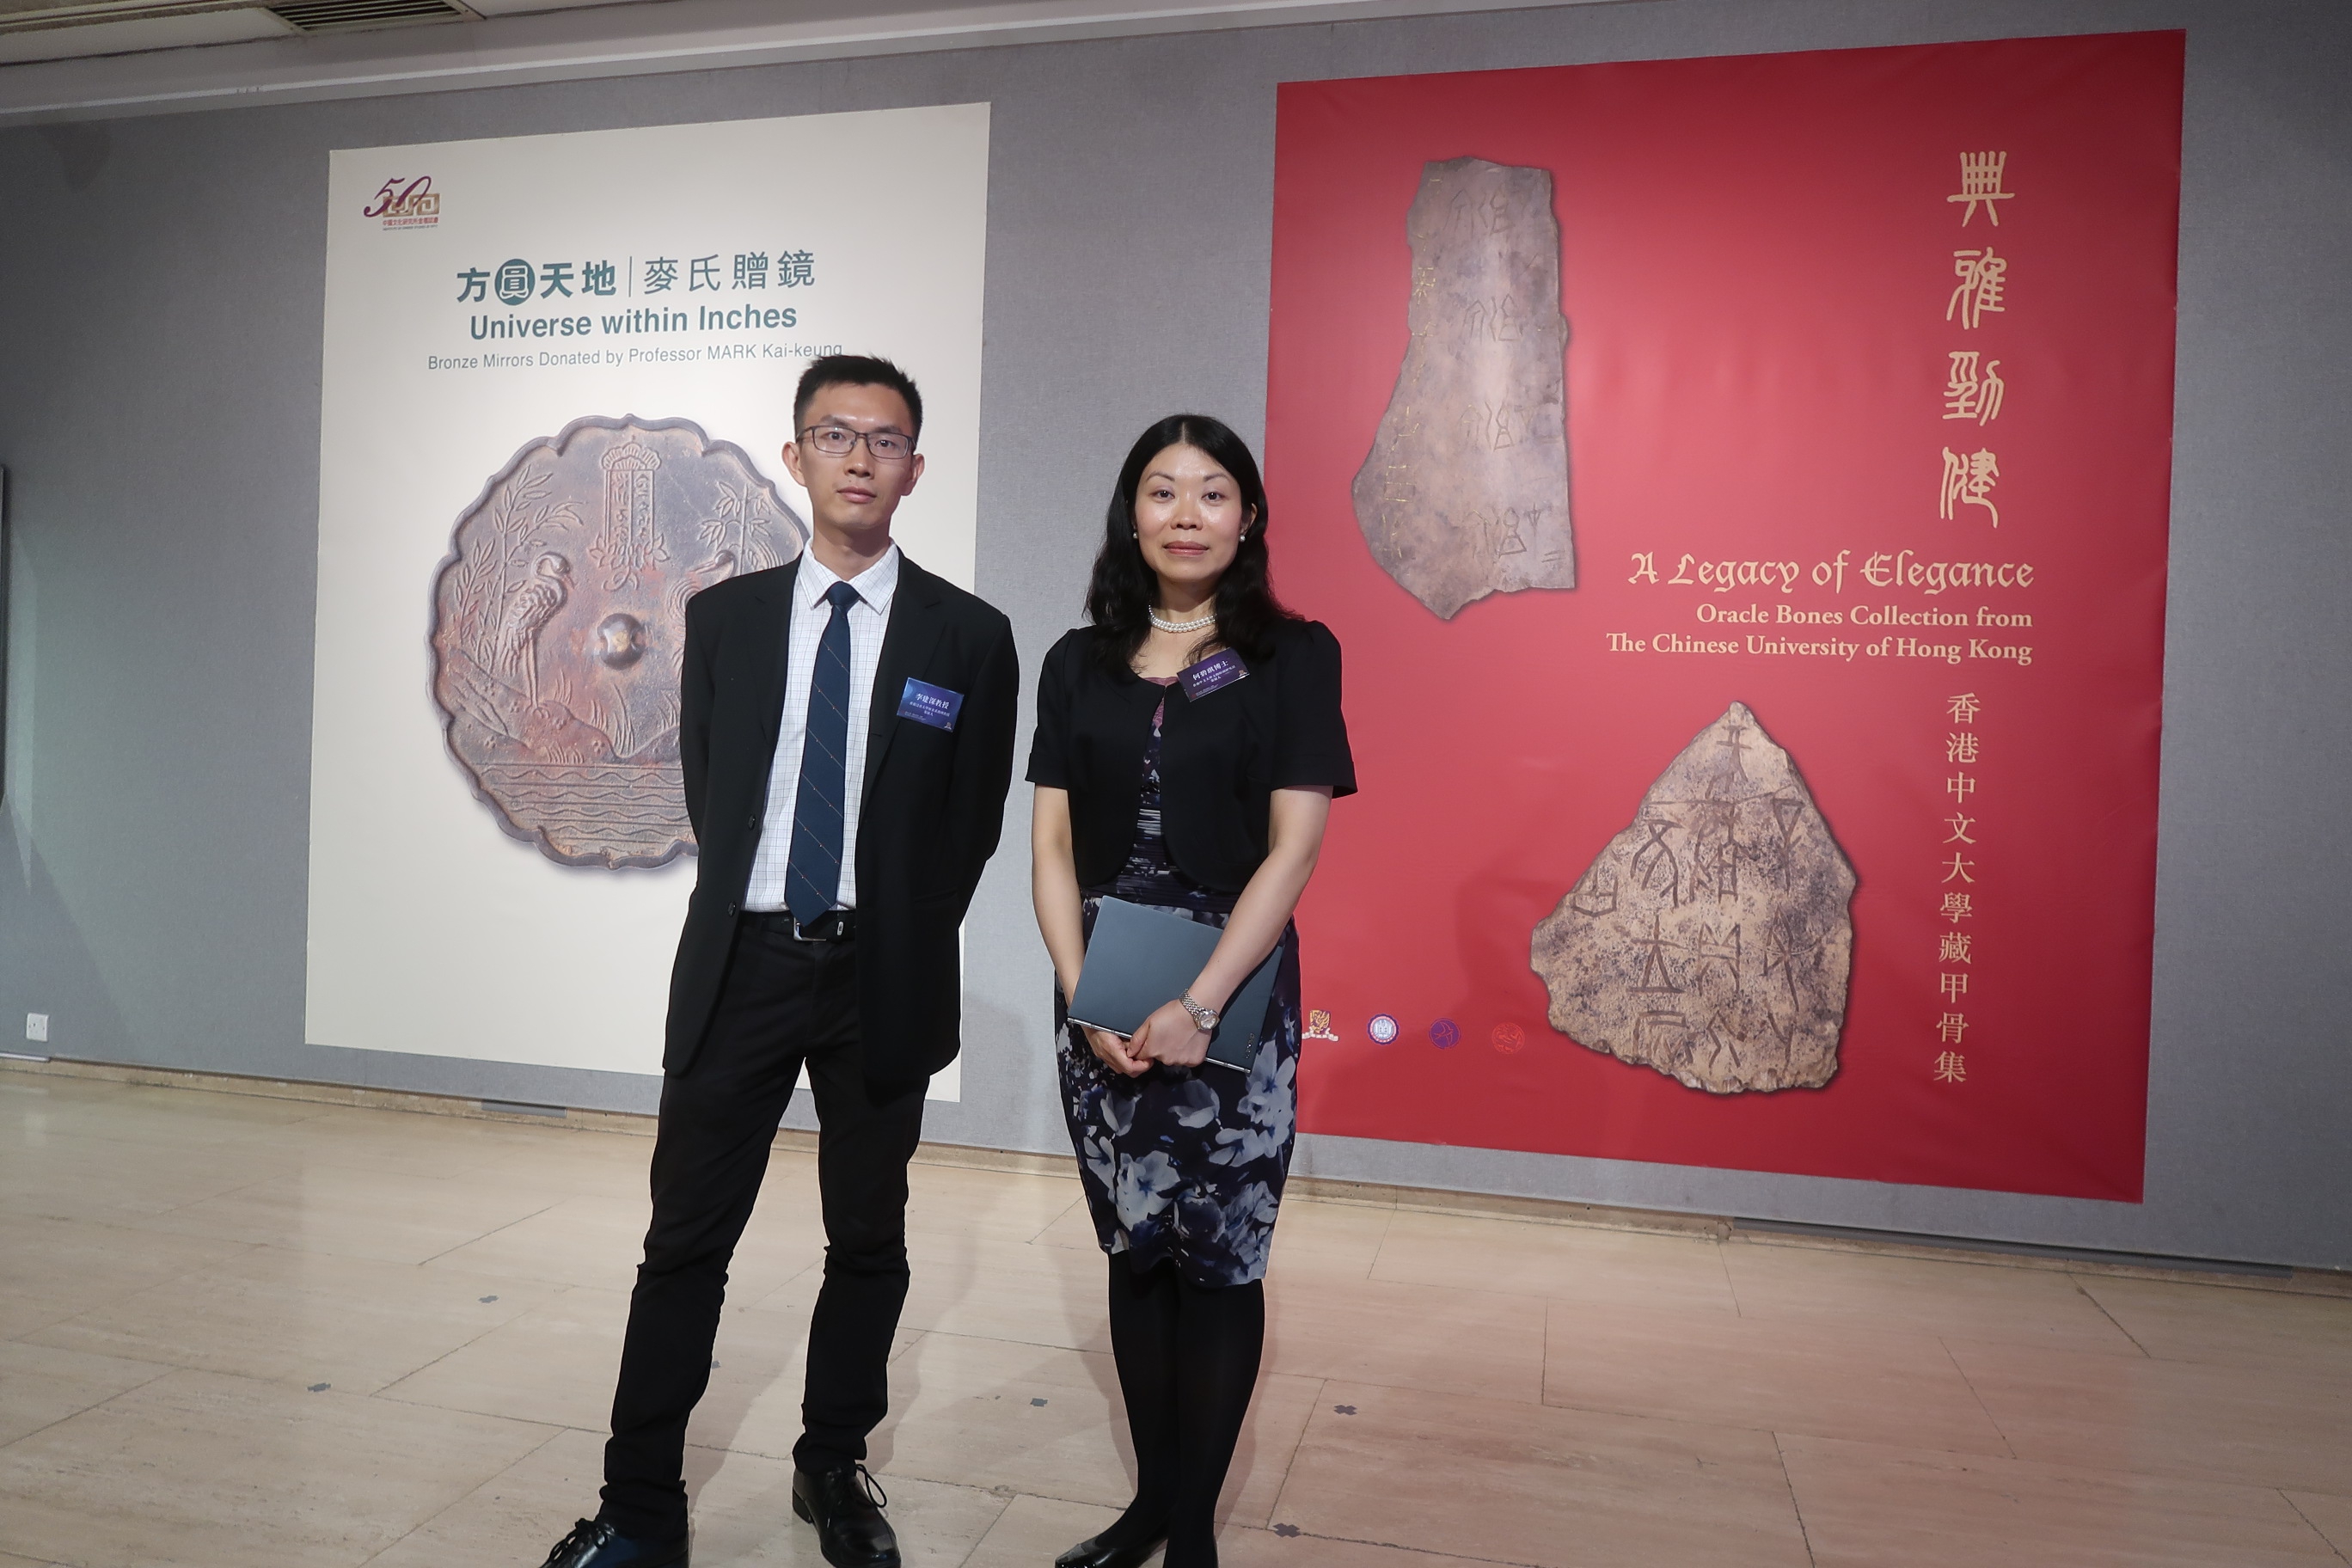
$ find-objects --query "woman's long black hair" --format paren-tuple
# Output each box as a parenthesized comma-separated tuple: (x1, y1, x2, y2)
(1084, 413, 1298, 674)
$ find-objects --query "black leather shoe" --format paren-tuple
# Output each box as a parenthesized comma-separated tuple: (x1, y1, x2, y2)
(535, 1518, 688, 1568)
(792, 1464, 900, 1568)
(1054, 1530, 1166, 1568)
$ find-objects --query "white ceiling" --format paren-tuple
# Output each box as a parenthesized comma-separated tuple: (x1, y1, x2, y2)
(0, 0, 1624, 123)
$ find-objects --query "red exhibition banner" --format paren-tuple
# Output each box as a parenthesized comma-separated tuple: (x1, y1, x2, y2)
(1267, 33, 2183, 1199)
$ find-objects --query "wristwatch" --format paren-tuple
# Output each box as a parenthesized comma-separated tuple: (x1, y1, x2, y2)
(1179, 990, 1221, 1032)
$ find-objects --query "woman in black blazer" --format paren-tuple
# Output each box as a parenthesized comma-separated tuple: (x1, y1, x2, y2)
(1028, 414, 1354, 1568)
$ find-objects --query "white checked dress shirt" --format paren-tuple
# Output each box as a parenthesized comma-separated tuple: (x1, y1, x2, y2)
(742, 546, 900, 912)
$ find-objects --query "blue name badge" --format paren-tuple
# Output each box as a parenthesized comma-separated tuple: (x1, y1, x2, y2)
(897, 677, 964, 731)
(1178, 648, 1249, 701)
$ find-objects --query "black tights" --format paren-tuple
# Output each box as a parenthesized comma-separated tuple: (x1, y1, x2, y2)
(1098, 1257, 1265, 1567)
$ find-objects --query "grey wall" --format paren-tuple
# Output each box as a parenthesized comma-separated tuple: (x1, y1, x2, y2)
(4, 0, 2348, 1269)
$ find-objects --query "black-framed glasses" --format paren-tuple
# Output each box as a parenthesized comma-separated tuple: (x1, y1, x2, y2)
(800, 425, 916, 462)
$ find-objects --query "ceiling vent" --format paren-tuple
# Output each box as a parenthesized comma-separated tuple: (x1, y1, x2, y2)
(266, 0, 475, 33)
(0, 1, 260, 36)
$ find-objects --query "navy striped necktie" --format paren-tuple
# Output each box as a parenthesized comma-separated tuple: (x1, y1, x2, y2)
(785, 579, 861, 926)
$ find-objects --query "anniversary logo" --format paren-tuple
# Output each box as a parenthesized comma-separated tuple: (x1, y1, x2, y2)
(364, 174, 440, 230)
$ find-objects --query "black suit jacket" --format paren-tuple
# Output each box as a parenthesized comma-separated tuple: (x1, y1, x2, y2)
(667, 553, 1020, 1098)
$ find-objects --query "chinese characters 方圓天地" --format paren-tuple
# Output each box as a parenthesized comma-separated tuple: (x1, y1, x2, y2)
(456, 251, 819, 304)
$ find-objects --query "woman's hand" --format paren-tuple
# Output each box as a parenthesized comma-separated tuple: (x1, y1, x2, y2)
(1131, 999, 1213, 1069)
(1084, 1025, 1148, 1077)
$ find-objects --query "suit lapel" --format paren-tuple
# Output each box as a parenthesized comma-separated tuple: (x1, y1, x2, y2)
(862, 554, 949, 808)
(756, 557, 805, 745)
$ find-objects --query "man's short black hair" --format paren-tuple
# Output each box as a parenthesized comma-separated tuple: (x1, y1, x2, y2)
(793, 354, 924, 443)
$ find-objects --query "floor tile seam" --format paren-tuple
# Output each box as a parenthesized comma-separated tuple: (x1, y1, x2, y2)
(1937, 1334, 2018, 1459)
(738, 1257, 830, 1310)
(0, 1240, 269, 1337)
(861, 1465, 1134, 1508)
(856, 1471, 1269, 1533)
(1939, 1334, 2352, 1390)
(358, 1385, 603, 1436)
(1020, 1194, 1087, 1246)
(1363, 1265, 1749, 1311)
(411, 1196, 571, 1269)
(365, 1295, 561, 1400)
(1247, 1375, 1326, 1529)
(5, 1206, 273, 1265)
(5, 1330, 185, 1383)
(1529, 1387, 2017, 1458)
(1689, 1304, 2152, 1354)
(1535, 1299, 1991, 1350)
(1285, 1367, 1547, 1408)
(2069, 1277, 2156, 1357)
(0, 1352, 180, 1452)
(944, 1489, 1020, 1568)
(1327, 1268, 1572, 1314)
(2057, 1267, 2352, 1303)
(1539, 1298, 1554, 1408)
(2282, 1491, 2352, 1566)
(353, 1423, 579, 1567)
(886, 1326, 1116, 1357)
(1770, 1431, 1820, 1567)
(1780, 1428, 2352, 1501)
(1246, 1520, 1550, 1567)
(1351, 1202, 1400, 1283)
(888, 1325, 1115, 1363)
(70, 1236, 412, 1308)
(0, 1131, 317, 1185)
(1712, 1235, 1748, 1320)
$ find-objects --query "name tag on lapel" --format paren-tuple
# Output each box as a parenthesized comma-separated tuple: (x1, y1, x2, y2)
(897, 677, 964, 731)
(1178, 649, 1248, 701)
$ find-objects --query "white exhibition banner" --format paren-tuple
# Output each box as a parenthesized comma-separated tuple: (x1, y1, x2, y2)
(308, 105, 989, 1098)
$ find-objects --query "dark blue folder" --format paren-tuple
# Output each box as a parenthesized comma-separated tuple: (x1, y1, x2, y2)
(1067, 897, 1283, 1071)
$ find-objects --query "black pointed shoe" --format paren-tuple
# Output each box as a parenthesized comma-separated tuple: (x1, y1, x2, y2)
(535, 1518, 688, 1568)
(1054, 1530, 1167, 1568)
(792, 1463, 900, 1568)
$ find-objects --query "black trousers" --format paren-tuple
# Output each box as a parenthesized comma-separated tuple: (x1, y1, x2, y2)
(600, 918, 927, 1540)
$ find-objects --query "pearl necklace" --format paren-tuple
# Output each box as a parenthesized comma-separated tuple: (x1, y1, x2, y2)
(1148, 608, 1217, 634)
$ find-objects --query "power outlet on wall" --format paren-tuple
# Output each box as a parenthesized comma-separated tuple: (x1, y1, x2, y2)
(24, 1014, 47, 1043)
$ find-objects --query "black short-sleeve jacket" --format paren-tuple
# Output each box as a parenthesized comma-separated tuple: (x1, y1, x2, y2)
(1026, 620, 1357, 893)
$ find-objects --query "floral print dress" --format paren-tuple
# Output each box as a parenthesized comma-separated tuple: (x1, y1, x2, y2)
(1057, 681, 1302, 1288)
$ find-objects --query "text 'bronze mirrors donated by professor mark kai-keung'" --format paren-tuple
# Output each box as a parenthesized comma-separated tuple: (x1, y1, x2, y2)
(429, 415, 807, 868)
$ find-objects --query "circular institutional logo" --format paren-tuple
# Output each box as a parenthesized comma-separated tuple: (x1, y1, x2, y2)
(493, 257, 536, 306)
(1430, 1019, 1461, 1049)
(1491, 1022, 1527, 1054)
(1368, 1014, 1400, 1044)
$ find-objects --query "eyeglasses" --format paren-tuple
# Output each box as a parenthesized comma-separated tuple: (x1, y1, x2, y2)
(799, 425, 916, 462)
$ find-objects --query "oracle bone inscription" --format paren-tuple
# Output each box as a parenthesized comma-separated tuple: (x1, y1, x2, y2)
(429, 415, 805, 868)
(1351, 156, 1576, 620)
(1529, 703, 1855, 1093)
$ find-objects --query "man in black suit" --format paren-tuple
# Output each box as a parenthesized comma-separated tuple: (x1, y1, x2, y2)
(538, 356, 1019, 1568)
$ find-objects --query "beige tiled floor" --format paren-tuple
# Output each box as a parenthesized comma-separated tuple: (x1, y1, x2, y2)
(2, 1070, 2348, 1568)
